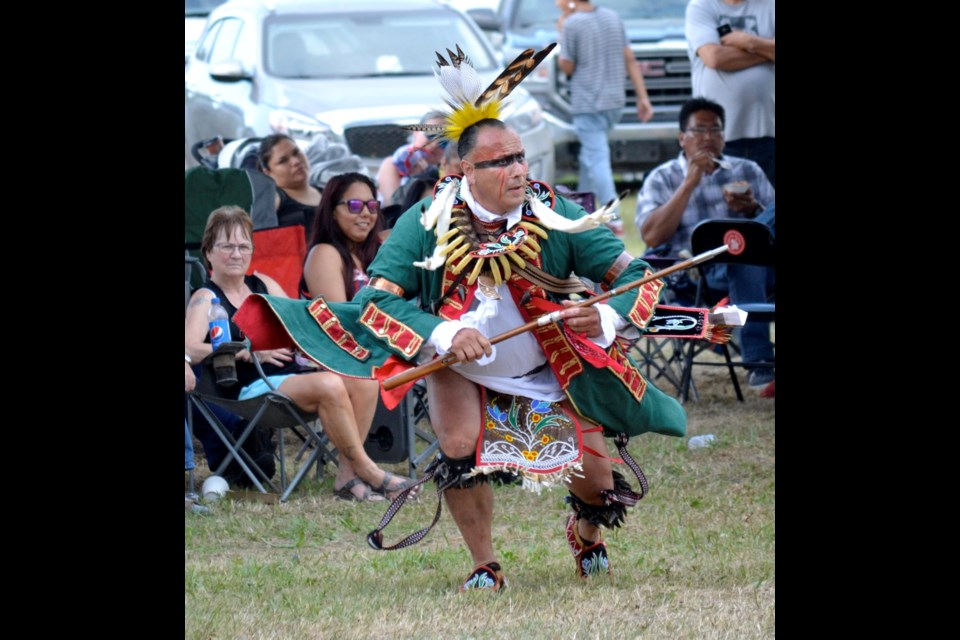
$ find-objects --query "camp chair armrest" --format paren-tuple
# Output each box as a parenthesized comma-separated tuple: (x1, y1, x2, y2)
(200, 341, 247, 365)
(250, 351, 280, 391)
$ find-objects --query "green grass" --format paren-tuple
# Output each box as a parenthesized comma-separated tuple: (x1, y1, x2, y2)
(186, 368, 774, 639)
(616, 191, 646, 257)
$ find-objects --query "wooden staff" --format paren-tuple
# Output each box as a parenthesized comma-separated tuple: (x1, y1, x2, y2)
(383, 244, 730, 390)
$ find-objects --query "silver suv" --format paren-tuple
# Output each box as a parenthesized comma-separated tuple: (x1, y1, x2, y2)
(184, 0, 555, 183)
(185, 0, 227, 65)
(470, 0, 691, 180)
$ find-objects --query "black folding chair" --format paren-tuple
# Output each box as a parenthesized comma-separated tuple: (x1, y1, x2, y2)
(186, 343, 339, 502)
(677, 219, 776, 401)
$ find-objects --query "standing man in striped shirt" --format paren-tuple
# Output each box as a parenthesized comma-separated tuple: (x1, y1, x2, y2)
(556, 0, 653, 204)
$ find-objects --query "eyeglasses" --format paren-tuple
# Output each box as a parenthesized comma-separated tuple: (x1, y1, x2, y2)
(338, 199, 381, 214)
(213, 242, 254, 255)
(472, 152, 526, 170)
(684, 126, 724, 138)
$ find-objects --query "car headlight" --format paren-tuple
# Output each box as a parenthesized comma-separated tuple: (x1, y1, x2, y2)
(502, 94, 543, 135)
(268, 110, 340, 143)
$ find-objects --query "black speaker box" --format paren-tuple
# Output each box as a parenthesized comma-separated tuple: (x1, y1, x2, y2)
(363, 396, 409, 463)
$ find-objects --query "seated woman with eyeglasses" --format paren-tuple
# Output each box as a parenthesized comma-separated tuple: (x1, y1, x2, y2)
(185, 205, 418, 502)
(258, 134, 323, 238)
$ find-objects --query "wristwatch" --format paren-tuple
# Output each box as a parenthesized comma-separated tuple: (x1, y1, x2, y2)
(185, 354, 193, 364)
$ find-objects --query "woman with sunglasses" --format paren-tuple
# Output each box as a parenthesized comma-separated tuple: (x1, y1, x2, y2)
(187, 205, 417, 502)
(301, 172, 383, 302)
(298, 173, 414, 502)
(258, 134, 323, 238)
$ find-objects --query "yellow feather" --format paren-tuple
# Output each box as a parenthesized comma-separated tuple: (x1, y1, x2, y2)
(519, 244, 538, 260)
(447, 100, 502, 141)
(524, 236, 542, 253)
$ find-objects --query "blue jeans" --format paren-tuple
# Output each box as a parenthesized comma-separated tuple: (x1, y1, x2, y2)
(184, 367, 248, 471)
(706, 262, 775, 366)
(185, 420, 195, 471)
(755, 203, 775, 238)
(724, 137, 775, 188)
(573, 109, 622, 204)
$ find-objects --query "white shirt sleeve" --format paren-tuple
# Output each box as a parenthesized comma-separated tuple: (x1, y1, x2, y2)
(427, 320, 467, 355)
(592, 303, 625, 349)
(685, 0, 720, 56)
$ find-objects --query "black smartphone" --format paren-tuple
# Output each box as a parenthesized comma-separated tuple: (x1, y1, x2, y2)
(717, 24, 732, 37)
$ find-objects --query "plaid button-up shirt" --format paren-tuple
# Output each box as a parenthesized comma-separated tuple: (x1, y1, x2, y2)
(635, 152, 775, 253)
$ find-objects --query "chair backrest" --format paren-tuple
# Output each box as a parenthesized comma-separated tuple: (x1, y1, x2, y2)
(681, 218, 775, 402)
(555, 186, 597, 213)
(690, 219, 775, 267)
(186, 166, 306, 296)
(247, 225, 307, 298)
(185, 253, 209, 303)
(184, 167, 279, 252)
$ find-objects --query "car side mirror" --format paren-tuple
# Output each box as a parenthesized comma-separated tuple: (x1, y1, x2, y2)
(209, 61, 252, 83)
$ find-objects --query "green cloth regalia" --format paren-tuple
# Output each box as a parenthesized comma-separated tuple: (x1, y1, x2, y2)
(235, 175, 689, 442)
(232, 41, 718, 494)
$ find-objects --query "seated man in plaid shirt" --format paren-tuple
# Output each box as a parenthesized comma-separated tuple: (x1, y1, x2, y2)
(634, 97, 776, 389)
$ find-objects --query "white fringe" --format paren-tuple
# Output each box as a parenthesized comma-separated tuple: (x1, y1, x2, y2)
(414, 178, 461, 271)
(467, 462, 585, 496)
(528, 192, 618, 233)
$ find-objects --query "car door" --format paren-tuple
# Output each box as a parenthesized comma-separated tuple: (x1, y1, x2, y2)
(185, 15, 256, 152)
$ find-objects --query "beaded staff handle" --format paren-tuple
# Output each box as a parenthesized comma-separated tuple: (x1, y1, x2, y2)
(382, 244, 730, 391)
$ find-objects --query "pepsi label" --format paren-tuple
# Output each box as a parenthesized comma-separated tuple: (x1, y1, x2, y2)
(209, 318, 231, 350)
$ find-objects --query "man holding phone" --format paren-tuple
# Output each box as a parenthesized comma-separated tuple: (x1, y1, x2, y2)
(685, 0, 776, 186)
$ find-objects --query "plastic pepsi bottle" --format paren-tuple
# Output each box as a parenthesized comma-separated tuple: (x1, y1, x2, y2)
(208, 297, 231, 350)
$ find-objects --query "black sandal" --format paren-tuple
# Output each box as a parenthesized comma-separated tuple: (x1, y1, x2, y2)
(333, 477, 383, 502)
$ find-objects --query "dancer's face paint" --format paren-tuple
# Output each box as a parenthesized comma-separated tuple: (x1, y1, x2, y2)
(463, 127, 528, 215)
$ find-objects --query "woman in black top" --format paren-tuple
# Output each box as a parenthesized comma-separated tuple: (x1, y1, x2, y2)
(258, 134, 323, 239)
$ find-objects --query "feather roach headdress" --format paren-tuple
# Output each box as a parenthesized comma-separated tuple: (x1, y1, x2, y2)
(405, 42, 618, 278)
(401, 43, 557, 144)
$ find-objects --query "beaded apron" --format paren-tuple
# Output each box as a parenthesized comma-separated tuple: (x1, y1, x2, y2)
(468, 389, 584, 494)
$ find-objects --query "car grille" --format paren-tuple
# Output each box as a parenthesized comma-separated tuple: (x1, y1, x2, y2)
(343, 125, 412, 159)
(556, 50, 692, 123)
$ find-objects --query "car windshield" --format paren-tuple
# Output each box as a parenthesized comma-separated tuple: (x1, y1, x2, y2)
(185, 0, 226, 17)
(512, 0, 688, 31)
(265, 10, 497, 79)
